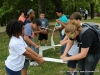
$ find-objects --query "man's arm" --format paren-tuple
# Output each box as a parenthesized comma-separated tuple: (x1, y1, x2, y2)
(24, 35, 39, 49)
(56, 19, 67, 28)
(55, 26, 64, 31)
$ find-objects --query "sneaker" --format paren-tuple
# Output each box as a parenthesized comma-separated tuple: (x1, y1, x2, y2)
(30, 61, 39, 66)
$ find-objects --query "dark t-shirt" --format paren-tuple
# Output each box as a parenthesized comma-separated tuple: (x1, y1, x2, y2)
(24, 19, 31, 25)
(76, 29, 100, 54)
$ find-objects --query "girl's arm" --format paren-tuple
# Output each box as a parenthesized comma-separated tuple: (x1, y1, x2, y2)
(61, 39, 74, 58)
(60, 35, 68, 46)
(62, 47, 89, 62)
(23, 46, 44, 64)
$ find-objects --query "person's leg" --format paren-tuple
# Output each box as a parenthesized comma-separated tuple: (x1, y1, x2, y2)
(22, 59, 29, 75)
(67, 58, 78, 75)
(84, 53, 99, 75)
(5, 66, 21, 75)
(44, 33, 48, 46)
(60, 33, 66, 54)
(84, 14, 86, 20)
(30, 39, 39, 66)
(78, 58, 85, 75)
(38, 33, 43, 46)
(85, 14, 87, 20)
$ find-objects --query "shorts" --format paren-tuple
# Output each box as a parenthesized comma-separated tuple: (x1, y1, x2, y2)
(67, 54, 78, 68)
(5, 66, 21, 75)
(38, 33, 48, 40)
(22, 58, 29, 70)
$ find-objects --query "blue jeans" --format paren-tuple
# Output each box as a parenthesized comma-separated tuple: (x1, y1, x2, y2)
(30, 39, 37, 53)
(30, 39, 37, 62)
(59, 32, 66, 54)
(5, 66, 21, 75)
(78, 53, 100, 75)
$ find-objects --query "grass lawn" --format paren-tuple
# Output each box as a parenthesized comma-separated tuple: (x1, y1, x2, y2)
(82, 17, 100, 23)
(0, 19, 100, 75)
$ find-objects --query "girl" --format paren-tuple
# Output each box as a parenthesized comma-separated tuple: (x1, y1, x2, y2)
(5, 19, 44, 75)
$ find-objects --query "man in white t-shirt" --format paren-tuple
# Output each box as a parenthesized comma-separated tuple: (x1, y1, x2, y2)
(84, 9, 88, 20)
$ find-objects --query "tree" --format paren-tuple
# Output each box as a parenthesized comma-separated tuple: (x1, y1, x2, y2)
(37, 0, 46, 14)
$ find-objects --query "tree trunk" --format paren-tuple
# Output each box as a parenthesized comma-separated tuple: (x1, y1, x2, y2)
(90, 3, 94, 19)
(37, 0, 46, 15)
(51, 0, 62, 9)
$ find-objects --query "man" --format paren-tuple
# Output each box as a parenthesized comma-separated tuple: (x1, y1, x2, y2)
(84, 9, 88, 20)
(55, 8, 68, 55)
(61, 12, 100, 75)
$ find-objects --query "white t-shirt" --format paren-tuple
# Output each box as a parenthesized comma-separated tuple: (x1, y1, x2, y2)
(5, 36, 27, 71)
(85, 10, 88, 15)
(68, 41, 79, 55)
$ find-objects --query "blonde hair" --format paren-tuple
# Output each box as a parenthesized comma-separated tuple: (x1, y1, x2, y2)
(65, 20, 82, 33)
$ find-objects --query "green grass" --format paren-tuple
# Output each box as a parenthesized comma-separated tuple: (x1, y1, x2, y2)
(82, 17, 100, 23)
(0, 25, 100, 75)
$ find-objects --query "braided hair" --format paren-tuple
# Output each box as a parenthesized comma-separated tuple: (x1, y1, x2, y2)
(6, 19, 24, 38)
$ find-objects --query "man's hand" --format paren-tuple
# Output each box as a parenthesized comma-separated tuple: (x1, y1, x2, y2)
(34, 45, 39, 49)
(56, 19, 60, 23)
(54, 28, 58, 32)
(43, 30, 47, 34)
(40, 30, 44, 33)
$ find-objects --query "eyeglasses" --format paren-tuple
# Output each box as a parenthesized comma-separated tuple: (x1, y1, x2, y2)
(68, 31, 76, 39)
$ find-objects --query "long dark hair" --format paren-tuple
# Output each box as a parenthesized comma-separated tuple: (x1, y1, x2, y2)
(6, 19, 24, 38)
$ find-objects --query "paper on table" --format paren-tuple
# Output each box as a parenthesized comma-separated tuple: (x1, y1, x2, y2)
(43, 57, 67, 64)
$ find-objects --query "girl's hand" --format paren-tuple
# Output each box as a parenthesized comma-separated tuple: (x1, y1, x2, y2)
(60, 54, 66, 59)
(61, 56, 68, 62)
(38, 55, 43, 58)
(38, 58, 45, 64)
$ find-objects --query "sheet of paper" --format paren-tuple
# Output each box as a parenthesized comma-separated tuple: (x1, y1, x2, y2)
(53, 44, 61, 46)
(51, 33, 55, 50)
(39, 46, 54, 51)
(43, 57, 67, 64)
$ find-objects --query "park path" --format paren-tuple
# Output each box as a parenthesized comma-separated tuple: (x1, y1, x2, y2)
(0, 22, 100, 33)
